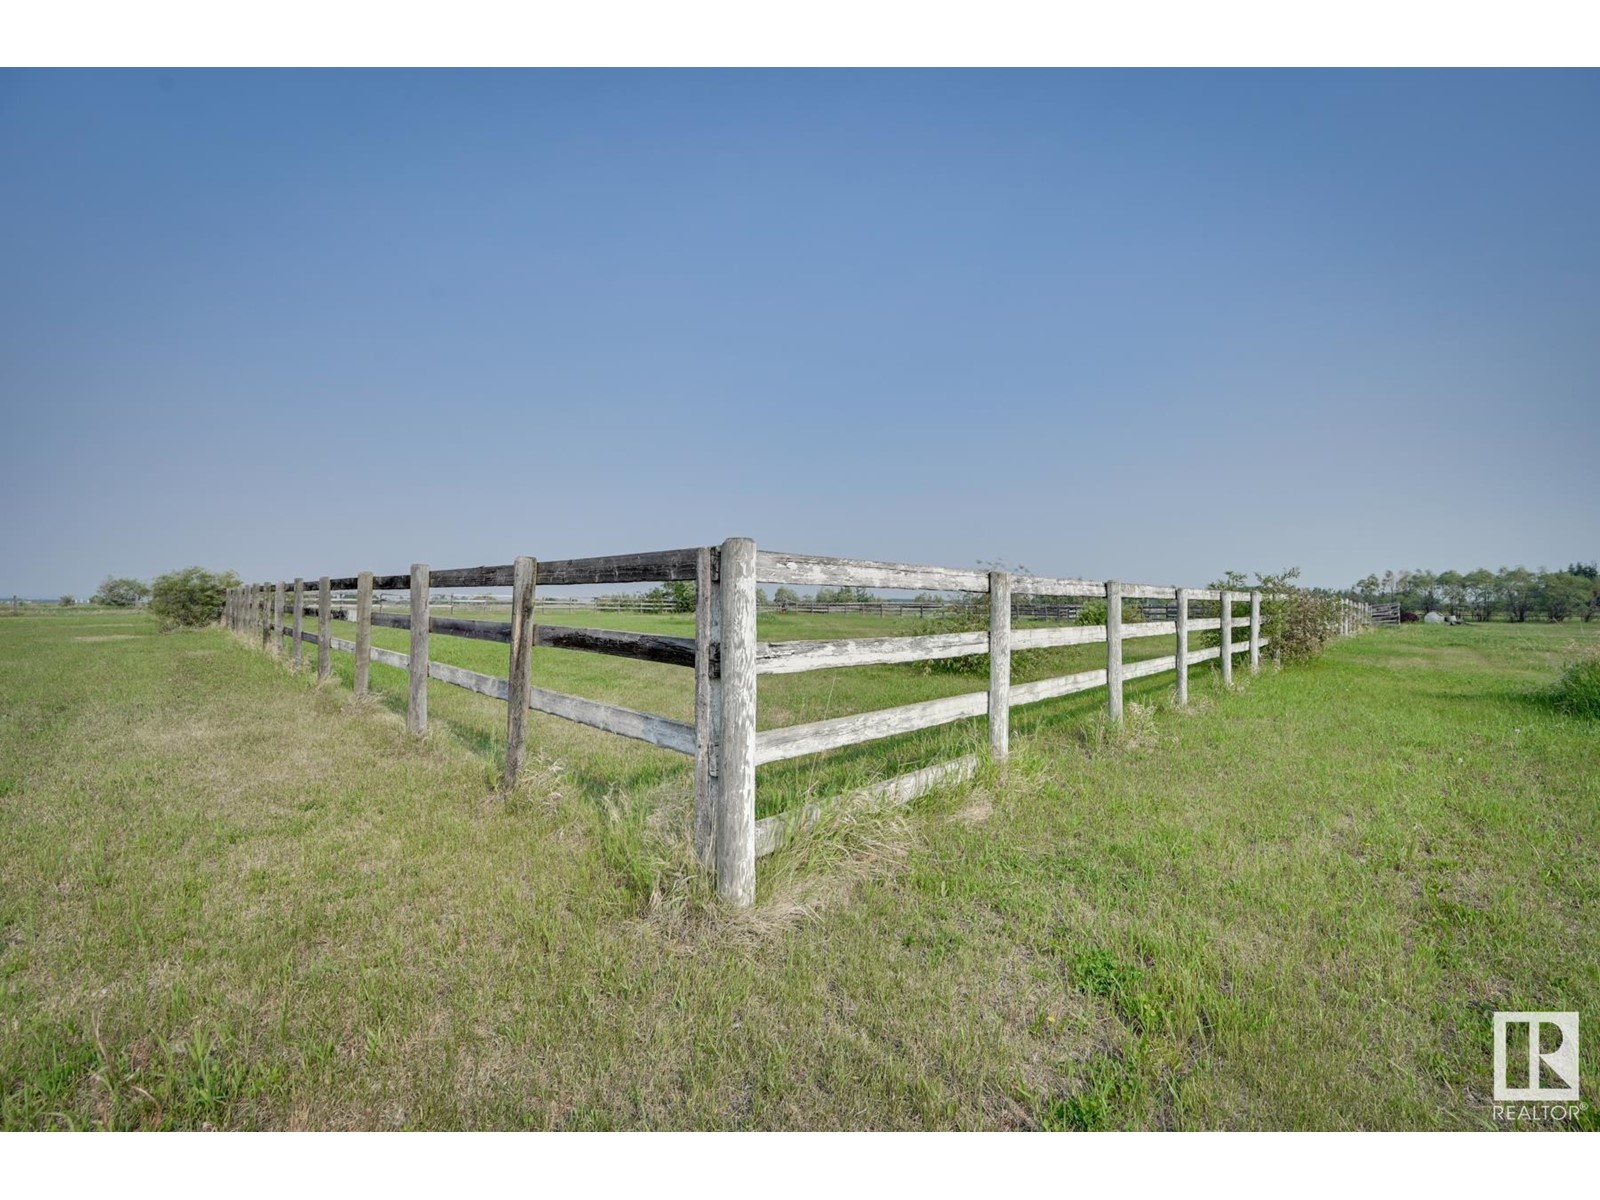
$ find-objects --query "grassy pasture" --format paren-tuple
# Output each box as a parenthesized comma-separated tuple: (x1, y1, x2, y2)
(0, 611, 1595, 1129)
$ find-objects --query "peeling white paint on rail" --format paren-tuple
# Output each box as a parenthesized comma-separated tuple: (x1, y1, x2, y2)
(753, 755, 979, 858)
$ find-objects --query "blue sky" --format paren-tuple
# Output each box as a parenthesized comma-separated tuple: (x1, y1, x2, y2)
(2, 69, 1596, 596)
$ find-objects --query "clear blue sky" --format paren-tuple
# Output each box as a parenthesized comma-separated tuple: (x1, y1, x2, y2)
(3, 69, 1596, 597)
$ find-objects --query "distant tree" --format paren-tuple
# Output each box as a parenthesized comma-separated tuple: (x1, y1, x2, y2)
(149, 566, 240, 629)
(1436, 570, 1467, 618)
(58, 595, 74, 607)
(1412, 570, 1439, 613)
(1567, 561, 1598, 580)
(1353, 574, 1381, 604)
(1463, 568, 1497, 621)
(755, 587, 769, 606)
(1497, 567, 1537, 623)
(1381, 570, 1396, 600)
(1539, 571, 1592, 623)
(92, 576, 150, 607)
(772, 586, 800, 608)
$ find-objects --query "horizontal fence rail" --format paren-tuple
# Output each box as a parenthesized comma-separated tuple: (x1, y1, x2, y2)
(223, 543, 1370, 908)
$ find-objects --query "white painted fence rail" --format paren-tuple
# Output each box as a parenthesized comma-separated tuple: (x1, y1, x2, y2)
(222, 542, 1371, 907)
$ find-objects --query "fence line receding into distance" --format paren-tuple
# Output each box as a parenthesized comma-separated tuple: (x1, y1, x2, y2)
(222, 542, 1372, 907)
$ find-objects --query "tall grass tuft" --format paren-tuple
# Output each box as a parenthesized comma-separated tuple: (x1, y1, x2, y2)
(1549, 644, 1600, 718)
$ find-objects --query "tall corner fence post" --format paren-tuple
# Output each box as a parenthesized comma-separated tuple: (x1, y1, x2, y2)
(317, 576, 331, 682)
(1249, 590, 1261, 673)
(408, 563, 429, 736)
(259, 584, 270, 649)
(504, 555, 537, 790)
(1174, 586, 1189, 705)
(354, 571, 373, 695)
(715, 537, 757, 908)
(1220, 589, 1234, 685)
(272, 581, 284, 656)
(292, 578, 305, 669)
(988, 569, 1011, 761)
(693, 544, 723, 871)
(1105, 580, 1124, 722)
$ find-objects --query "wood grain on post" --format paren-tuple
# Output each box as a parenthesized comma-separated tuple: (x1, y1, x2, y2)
(317, 576, 332, 682)
(1220, 590, 1234, 685)
(988, 570, 1011, 760)
(272, 581, 284, 656)
(259, 584, 270, 649)
(354, 571, 373, 696)
(504, 556, 537, 789)
(693, 545, 723, 871)
(292, 578, 305, 669)
(1175, 587, 1189, 705)
(716, 537, 757, 907)
(1105, 581, 1124, 722)
(1249, 590, 1261, 673)
(408, 564, 429, 735)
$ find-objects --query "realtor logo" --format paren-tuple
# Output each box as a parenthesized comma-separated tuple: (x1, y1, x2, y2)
(1493, 1012, 1579, 1102)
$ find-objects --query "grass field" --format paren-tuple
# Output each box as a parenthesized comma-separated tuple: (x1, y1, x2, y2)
(1, 610, 1595, 1129)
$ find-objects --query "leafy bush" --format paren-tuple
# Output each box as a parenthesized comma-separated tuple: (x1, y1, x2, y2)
(640, 580, 696, 612)
(58, 595, 74, 607)
(1194, 568, 1340, 663)
(1550, 646, 1600, 719)
(92, 576, 150, 607)
(149, 566, 240, 630)
(1075, 598, 1142, 626)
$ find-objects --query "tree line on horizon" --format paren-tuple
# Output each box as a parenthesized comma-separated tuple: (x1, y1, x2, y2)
(1347, 563, 1598, 622)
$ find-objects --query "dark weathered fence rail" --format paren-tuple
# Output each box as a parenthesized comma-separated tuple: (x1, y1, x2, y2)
(223, 544, 1371, 907)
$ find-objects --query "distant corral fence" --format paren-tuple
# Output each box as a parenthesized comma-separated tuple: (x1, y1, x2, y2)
(221, 543, 1372, 907)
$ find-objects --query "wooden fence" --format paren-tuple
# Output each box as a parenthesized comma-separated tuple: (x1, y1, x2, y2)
(221, 544, 1371, 908)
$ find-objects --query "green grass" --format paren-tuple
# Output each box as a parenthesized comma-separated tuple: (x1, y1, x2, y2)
(1, 612, 1596, 1129)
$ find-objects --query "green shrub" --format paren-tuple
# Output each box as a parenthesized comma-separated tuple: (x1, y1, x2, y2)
(1076, 598, 1142, 626)
(92, 576, 150, 607)
(1550, 646, 1600, 718)
(149, 566, 240, 630)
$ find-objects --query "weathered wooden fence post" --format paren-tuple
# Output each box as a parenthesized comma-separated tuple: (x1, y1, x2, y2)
(1220, 590, 1234, 685)
(354, 571, 372, 696)
(292, 578, 305, 669)
(272, 581, 284, 656)
(408, 564, 429, 735)
(1106, 580, 1124, 722)
(1249, 590, 1261, 673)
(317, 576, 331, 682)
(1175, 586, 1189, 705)
(988, 570, 1011, 761)
(693, 545, 723, 871)
(716, 537, 757, 907)
(259, 584, 270, 650)
(504, 556, 537, 789)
